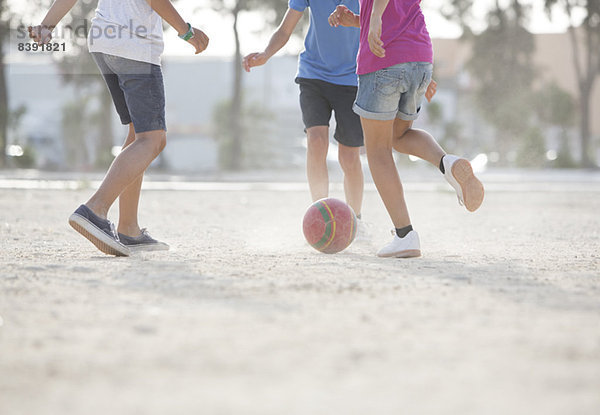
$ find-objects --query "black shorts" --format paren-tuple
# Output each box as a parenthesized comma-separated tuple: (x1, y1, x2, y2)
(296, 77, 364, 147)
(92, 52, 166, 133)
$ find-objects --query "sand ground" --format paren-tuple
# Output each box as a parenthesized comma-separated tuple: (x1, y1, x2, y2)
(0, 170, 599, 415)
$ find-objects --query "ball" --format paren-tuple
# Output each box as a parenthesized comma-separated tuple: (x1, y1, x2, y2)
(302, 198, 358, 254)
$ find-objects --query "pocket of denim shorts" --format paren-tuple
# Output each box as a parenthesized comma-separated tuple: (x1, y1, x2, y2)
(416, 66, 433, 96)
(375, 71, 401, 96)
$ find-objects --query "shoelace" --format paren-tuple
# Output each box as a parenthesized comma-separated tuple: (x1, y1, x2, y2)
(109, 222, 120, 241)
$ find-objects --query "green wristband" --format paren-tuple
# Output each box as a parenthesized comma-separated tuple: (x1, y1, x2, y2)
(178, 23, 194, 41)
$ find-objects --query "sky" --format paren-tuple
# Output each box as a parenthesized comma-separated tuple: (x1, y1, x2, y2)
(14, 0, 584, 57)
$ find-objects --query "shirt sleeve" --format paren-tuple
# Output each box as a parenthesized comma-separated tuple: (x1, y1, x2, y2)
(289, 0, 308, 12)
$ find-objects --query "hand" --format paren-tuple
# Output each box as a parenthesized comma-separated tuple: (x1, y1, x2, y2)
(425, 79, 437, 103)
(188, 27, 209, 54)
(328, 5, 357, 28)
(28, 25, 53, 45)
(368, 16, 385, 58)
(242, 52, 268, 72)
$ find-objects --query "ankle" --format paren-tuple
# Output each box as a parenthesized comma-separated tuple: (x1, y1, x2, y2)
(439, 154, 447, 174)
(84, 201, 108, 219)
(118, 225, 141, 237)
(395, 225, 413, 238)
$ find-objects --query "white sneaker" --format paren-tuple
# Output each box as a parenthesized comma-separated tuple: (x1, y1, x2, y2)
(377, 230, 421, 258)
(442, 155, 485, 212)
(353, 219, 373, 245)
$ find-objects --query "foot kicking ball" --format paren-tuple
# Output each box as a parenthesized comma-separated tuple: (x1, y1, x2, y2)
(303, 198, 357, 254)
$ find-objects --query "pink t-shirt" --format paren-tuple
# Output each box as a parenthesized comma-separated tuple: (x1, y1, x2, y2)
(357, 0, 433, 75)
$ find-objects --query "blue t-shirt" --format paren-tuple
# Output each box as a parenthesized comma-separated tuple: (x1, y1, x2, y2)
(289, 0, 360, 86)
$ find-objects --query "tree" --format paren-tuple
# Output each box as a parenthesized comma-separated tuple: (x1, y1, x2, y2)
(443, 0, 538, 165)
(534, 82, 577, 167)
(0, 0, 12, 167)
(1, 0, 49, 169)
(208, 0, 291, 170)
(544, 0, 600, 167)
(212, 98, 275, 169)
(53, 1, 115, 169)
(473, 1, 536, 164)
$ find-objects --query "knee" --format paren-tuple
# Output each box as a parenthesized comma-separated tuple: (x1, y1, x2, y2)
(365, 140, 393, 162)
(123, 134, 136, 149)
(137, 130, 167, 156)
(393, 126, 411, 141)
(338, 147, 361, 172)
(306, 131, 329, 157)
(156, 132, 167, 154)
(122, 124, 137, 149)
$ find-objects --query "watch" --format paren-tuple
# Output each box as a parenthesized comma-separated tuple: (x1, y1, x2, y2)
(178, 23, 194, 41)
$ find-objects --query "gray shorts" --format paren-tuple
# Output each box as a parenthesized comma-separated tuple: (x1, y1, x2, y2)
(353, 62, 433, 121)
(92, 52, 166, 133)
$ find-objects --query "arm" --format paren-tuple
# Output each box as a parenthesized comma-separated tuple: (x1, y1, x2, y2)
(41, 0, 78, 27)
(145, 0, 208, 54)
(144, 0, 187, 35)
(28, 0, 78, 44)
(368, 0, 391, 58)
(243, 8, 303, 72)
(328, 5, 360, 28)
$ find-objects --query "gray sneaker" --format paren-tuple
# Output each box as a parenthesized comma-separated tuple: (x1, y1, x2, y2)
(118, 229, 170, 252)
(69, 204, 130, 257)
(352, 219, 373, 246)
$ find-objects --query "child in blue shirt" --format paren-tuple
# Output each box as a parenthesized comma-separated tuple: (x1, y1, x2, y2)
(243, 0, 365, 222)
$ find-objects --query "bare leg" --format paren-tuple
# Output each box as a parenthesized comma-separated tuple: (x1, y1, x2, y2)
(361, 117, 411, 228)
(117, 124, 144, 237)
(306, 126, 330, 202)
(392, 118, 484, 211)
(85, 129, 166, 219)
(337, 143, 364, 216)
(392, 119, 445, 166)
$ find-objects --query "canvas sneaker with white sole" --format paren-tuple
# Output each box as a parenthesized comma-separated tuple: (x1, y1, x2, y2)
(118, 229, 170, 252)
(352, 219, 373, 246)
(68, 204, 130, 257)
(377, 229, 421, 258)
(442, 155, 485, 212)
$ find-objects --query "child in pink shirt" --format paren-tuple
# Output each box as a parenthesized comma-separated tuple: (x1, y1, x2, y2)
(330, 0, 484, 258)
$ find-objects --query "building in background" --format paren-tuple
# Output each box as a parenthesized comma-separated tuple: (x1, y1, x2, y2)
(6, 33, 600, 171)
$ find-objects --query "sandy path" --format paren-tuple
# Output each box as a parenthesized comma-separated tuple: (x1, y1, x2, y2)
(1, 178, 599, 414)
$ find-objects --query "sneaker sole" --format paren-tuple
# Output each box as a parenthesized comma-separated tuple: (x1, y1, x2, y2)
(452, 159, 484, 212)
(378, 249, 422, 258)
(68, 214, 130, 257)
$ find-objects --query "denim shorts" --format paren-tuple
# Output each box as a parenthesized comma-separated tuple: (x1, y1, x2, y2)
(92, 52, 166, 133)
(296, 77, 364, 147)
(353, 62, 433, 121)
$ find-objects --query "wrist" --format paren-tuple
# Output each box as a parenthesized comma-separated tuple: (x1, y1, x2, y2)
(178, 23, 194, 41)
(262, 48, 274, 59)
(175, 21, 188, 36)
